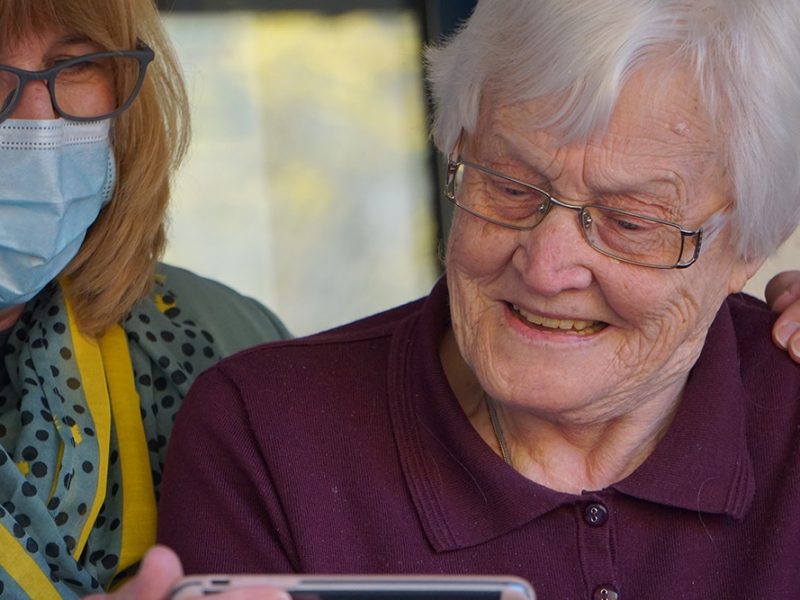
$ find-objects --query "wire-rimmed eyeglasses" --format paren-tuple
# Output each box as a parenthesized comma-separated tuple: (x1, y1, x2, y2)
(446, 158, 729, 269)
(0, 41, 154, 125)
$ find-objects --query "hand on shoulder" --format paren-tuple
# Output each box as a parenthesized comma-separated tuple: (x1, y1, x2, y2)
(766, 270, 800, 363)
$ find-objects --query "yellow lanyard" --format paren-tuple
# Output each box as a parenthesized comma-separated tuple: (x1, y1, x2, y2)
(64, 283, 157, 576)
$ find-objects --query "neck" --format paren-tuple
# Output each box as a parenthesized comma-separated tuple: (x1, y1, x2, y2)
(489, 394, 681, 493)
(0, 304, 24, 331)
(440, 328, 684, 494)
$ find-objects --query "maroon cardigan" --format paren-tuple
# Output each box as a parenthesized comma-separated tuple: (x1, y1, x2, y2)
(158, 278, 800, 600)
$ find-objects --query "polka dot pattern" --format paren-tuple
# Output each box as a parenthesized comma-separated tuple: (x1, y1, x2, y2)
(0, 271, 237, 597)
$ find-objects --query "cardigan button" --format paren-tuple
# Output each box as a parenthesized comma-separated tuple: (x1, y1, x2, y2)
(592, 584, 619, 600)
(584, 502, 609, 526)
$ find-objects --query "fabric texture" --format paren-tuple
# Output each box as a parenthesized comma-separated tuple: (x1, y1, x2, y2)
(0, 263, 289, 599)
(158, 277, 800, 600)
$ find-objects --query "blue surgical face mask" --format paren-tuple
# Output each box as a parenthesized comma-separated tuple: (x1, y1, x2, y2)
(0, 118, 116, 309)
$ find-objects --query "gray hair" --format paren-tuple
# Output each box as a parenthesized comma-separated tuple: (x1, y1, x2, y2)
(426, 0, 800, 259)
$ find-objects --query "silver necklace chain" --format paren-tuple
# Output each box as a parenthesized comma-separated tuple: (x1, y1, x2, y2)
(485, 394, 513, 467)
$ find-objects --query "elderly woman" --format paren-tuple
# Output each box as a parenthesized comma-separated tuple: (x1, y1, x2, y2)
(0, 1, 289, 597)
(158, 1, 800, 598)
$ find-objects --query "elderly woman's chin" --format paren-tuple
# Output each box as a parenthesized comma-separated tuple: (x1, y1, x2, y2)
(444, 215, 756, 433)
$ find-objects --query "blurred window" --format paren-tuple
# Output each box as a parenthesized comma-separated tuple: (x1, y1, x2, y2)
(159, 2, 438, 335)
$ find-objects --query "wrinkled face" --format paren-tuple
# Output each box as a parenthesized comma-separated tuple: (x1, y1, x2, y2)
(445, 66, 757, 422)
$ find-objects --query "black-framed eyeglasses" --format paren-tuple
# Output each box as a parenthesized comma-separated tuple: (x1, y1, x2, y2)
(446, 158, 729, 269)
(0, 41, 154, 125)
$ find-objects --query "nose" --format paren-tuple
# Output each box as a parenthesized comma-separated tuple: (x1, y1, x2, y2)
(10, 79, 57, 120)
(512, 204, 596, 296)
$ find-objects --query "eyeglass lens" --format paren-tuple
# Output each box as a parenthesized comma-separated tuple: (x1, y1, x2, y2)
(582, 206, 686, 267)
(450, 161, 694, 268)
(0, 55, 142, 121)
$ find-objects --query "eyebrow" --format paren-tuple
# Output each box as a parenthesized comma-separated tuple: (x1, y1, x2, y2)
(52, 32, 105, 51)
(56, 32, 94, 44)
(472, 131, 562, 181)
(488, 129, 685, 196)
(476, 131, 538, 164)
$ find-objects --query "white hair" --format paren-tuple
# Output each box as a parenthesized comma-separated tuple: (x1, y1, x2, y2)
(426, 0, 800, 259)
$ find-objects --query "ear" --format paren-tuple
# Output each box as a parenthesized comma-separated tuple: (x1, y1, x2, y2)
(727, 255, 766, 294)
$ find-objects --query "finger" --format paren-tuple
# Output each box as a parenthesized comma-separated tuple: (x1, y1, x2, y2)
(772, 297, 800, 355)
(86, 545, 184, 600)
(789, 332, 800, 364)
(765, 270, 800, 313)
(135, 545, 184, 598)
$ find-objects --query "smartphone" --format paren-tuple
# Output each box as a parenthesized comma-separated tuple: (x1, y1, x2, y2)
(169, 574, 536, 600)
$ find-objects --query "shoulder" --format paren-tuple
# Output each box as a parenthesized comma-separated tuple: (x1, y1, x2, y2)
(220, 295, 424, 374)
(147, 263, 290, 356)
(724, 292, 800, 402)
(153, 263, 274, 316)
(186, 294, 428, 414)
(725, 292, 788, 363)
(725, 292, 779, 342)
(175, 296, 432, 486)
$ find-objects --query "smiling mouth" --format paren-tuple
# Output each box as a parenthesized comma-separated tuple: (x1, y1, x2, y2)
(511, 304, 609, 335)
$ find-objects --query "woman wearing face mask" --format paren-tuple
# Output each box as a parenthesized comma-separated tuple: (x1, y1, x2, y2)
(0, 1, 289, 598)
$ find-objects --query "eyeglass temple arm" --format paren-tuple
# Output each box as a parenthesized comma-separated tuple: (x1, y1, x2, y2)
(675, 209, 730, 268)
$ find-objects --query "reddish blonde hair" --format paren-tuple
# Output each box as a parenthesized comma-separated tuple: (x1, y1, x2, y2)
(0, 0, 191, 336)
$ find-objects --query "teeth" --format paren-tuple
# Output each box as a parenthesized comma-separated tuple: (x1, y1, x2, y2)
(512, 304, 606, 334)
